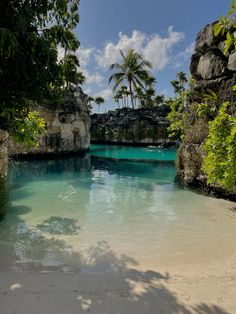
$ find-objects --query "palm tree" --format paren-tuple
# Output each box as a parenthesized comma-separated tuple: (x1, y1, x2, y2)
(154, 94, 165, 106)
(87, 96, 94, 112)
(95, 97, 105, 113)
(134, 86, 144, 107)
(170, 80, 181, 95)
(144, 75, 156, 90)
(176, 71, 188, 86)
(109, 49, 152, 109)
(113, 93, 120, 109)
(144, 87, 155, 107)
(171, 72, 188, 95)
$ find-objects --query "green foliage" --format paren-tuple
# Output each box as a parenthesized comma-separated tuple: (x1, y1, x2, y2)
(124, 130, 135, 141)
(106, 130, 114, 141)
(0, 0, 82, 145)
(146, 128, 158, 140)
(12, 111, 46, 147)
(167, 90, 189, 139)
(213, 0, 236, 54)
(203, 102, 236, 192)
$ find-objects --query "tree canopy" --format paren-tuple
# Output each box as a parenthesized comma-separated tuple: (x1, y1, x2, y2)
(0, 0, 83, 143)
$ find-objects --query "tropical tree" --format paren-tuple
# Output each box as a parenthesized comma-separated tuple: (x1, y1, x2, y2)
(113, 92, 121, 109)
(109, 49, 152, 108)
(177, 71, 188, 86)
(154, 94, 165, 106)
(87, 96, 94, 113)
(0, 0, 83, 146)
(171, 72, 188, 95)
(120, 86, 130, 107)
(95, 97, 105, 113)
(144, 75, 156, 90)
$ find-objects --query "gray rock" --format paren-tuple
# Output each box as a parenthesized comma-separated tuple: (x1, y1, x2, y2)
(10, 87, 90, 156)
(190, 53, 201, 78)
(195, 24, 218, 53)
(197, 51, 226, 79)
(0, 130, 8, 177)
(177, 22, 236, 199)
(228, 51, 236, 71)
(91, 106, 174, 145)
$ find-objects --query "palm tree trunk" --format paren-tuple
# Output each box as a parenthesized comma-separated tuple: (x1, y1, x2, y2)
(129, 81, 134, 109)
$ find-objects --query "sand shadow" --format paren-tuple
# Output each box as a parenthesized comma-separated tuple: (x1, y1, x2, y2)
(36, 216, 80, 235)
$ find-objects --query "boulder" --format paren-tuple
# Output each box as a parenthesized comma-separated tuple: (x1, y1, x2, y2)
(197, 51, 226, 79)
(195, 23, 218, 53)
(228, 51, 236, 71)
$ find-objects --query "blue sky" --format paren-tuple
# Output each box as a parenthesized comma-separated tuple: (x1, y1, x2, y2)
(75, 0, 228, 113)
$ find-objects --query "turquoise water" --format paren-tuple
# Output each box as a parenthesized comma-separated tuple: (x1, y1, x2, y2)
(90, 144, 177, 161)
(0, 149, 235, 272)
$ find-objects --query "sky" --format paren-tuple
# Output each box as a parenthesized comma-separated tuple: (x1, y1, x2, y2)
(75, 0, 228, 113)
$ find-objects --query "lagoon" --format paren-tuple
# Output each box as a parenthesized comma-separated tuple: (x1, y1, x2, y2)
(0, 146, 235, 273)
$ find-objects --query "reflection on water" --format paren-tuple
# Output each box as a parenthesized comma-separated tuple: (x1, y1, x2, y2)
(90, 144, 177, 161)
(0, 154, 236, 272)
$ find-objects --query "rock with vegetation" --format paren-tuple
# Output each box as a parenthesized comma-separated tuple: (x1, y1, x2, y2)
(0, 0, 85, 174)
(91, 106, 174, 145)
(10, 86, 90, 157)
(176, 19, 236, 199)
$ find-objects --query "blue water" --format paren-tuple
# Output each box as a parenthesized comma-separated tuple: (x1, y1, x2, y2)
(90, 144, 177, 161)
(0, 148, 235, 272)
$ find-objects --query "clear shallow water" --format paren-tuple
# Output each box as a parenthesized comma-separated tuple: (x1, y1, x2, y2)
(0, 152, 236, 273)
(90, 144, 177, 161)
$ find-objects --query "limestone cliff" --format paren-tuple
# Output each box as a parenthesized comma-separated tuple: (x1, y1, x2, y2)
(177, 23, 236, 199)
(91, 106, 174, 145)
(10, 86, 90, 157)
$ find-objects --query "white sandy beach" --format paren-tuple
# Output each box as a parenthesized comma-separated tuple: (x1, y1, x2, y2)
(1, 231, 236, 314)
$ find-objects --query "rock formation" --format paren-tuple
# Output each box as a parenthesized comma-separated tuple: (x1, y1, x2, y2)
(91, 105, 174, 145)
(177, 22, 236, 199)
(0, 130, 8, 177)
(10, 86, 90, 157)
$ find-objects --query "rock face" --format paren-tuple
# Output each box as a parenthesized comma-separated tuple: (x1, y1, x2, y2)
(177, 22, 236, 199)
(91, 106, 173, 145)
(0, 130, 8, 177)
(11, 86, 90, 157)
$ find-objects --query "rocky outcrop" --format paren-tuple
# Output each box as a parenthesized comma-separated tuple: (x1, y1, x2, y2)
(11, 86, 90, 157)
(177, 22, 236, 199)
(0, 130, 8, 177)
(0, 130, 8, 218)
(91, 106, 174, 145)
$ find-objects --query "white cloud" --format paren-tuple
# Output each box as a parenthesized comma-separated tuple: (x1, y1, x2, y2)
(173, 42, 195, 68)
(95, 27, 185, 71)
(95, 88, 113, 101)
(83, 69, 104, 85)
(77, 46, 94, 67)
